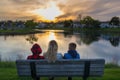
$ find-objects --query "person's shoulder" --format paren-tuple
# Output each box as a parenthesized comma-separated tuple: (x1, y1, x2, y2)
(57, 53, 62, 56)
(57, 53, 63, 59)
(63, 53, 72, 59)
(39, 56, 45, 59)
(76, 52, 80, 59)
(64, 53, 70, 56)
(27, 55, 32, 59)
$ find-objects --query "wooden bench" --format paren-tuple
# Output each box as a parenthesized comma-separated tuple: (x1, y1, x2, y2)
(16, 59, 105, 80)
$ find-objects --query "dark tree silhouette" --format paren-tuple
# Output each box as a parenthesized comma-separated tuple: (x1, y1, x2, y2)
(109, 16, 120, 26)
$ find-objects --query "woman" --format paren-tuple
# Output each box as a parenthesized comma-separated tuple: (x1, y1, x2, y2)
(44, 40, 63, 80)
(44, 40, 63, 62)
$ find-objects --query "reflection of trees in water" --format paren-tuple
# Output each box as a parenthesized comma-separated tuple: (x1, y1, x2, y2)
(3, 35, 15, 40)
(80, 32, 100, 45)
(109, 37, 120, 47)
(26, 34, 38, 44)
(63, 32, 73, 38)
(112, 54, 120, 65)
(75, 35, 81, 46)
(101, 34, 120, 47)
(62, 31, 100, 45)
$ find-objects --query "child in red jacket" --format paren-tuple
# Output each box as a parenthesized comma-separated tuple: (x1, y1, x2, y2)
(27, 43, 44, 80)
(27, 43, 44, 59)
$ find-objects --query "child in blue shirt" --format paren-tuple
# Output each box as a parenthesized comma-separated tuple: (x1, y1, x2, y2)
(64, 42, 80, 59)
(64, 42, 80, 80)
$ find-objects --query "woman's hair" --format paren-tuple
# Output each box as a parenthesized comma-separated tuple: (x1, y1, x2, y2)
(44, 40, 58, 62)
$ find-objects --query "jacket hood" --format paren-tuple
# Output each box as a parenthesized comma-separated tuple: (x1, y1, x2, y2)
(31, 43, 42, 55)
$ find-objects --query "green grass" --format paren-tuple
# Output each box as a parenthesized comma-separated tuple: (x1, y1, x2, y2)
(72, 27, 120, 32)
(0, 68, 120, 80)
(0, 62, 16, 68)
(0, 62, 120, 80)
(1, 28, 120, 35)
(0, 28, 40, 35)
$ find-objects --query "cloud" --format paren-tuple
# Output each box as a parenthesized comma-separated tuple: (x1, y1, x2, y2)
(56, 0, 120, 21)
(0, 0, 120, 21)
(0, 0, 51, 20)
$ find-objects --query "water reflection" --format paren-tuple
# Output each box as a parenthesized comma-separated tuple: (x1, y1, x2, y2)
(109, 37, 120, 47)
(0, 30, 120, 65)
(48, 31, 56, 41)
(100, 34, 120, 47)
(79, 32, 100, 45)
(26, 34, 38, 44)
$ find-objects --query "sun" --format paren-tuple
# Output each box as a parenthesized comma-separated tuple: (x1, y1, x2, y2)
(32, 2, 62, 21)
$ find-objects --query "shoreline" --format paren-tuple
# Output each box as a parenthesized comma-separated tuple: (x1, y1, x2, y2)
(0, 29, 44, 35)
(0, 28, 120, 35)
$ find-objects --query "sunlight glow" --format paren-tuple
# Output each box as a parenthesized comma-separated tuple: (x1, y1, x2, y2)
(48, 31, 56, 41)
(32, 2, 62, 21)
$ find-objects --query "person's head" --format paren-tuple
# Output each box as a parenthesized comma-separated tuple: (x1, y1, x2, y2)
(69, 42, 77, 50)
(44, 40, 58, 62)
(31, 43, 42, 55)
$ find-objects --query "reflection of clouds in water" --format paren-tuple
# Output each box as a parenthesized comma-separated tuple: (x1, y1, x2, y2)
(78, 39, 120, 64)
(0, 36, 31, 61)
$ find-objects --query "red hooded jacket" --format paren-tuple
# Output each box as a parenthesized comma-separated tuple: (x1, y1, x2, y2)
(27, 43, 44, 59)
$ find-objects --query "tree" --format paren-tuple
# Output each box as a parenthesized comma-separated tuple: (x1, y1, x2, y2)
(63, 20, 73, 28)
(80, 16, 100, 28)
(25, 20, 38, 29)
(109, 16, 120, 26)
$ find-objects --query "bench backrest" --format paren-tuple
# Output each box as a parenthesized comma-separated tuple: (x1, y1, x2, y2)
(16, 59, 105, 77)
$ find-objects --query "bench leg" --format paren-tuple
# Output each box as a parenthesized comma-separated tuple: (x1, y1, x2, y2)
(33, 77, 40, 80)
(68, 77, 72, 80)
(49, 77, 54, 80)
(83, 77, 87, 80)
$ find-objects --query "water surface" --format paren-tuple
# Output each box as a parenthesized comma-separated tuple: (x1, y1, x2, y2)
(0, 30, 120, 65)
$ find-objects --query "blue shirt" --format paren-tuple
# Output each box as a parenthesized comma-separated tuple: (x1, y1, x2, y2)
(64, 52, 80, 59)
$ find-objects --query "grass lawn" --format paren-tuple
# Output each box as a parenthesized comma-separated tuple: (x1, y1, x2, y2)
(0, 62, 120, 80)
(0, 68, 120, 80)
(0, 28, 42, 35)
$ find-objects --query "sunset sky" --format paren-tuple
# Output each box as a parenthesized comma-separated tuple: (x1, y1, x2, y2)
(0, 0, 120, 22)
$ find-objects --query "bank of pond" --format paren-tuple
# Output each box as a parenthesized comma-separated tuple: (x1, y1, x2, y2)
(0, 28, 120, 35)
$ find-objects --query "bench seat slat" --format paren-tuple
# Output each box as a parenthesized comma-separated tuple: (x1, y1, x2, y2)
(36, 69, 84, 72)
(36, 64, 84, 68)
(37, 72, 84, 76)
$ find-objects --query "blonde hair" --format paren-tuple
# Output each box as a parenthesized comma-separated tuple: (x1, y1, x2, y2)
(44, 40, 58, 62)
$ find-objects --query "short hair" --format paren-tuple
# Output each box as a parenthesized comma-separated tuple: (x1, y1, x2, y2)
(69, 43, 77, 50)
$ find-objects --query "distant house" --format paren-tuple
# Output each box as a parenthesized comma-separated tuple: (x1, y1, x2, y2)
(100, 21, 120, 28)
(36, 23, 47, 28)
(55, 23, 64, 28)
(110, 24, 120, 28)
(73, 21, 83, 28)
(15, 22, 25, 29)
(0, 22, 5, 30)
(100, 21, 110, 28)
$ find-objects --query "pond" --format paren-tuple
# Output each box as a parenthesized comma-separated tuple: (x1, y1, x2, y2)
(0, 30, 120, 65)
